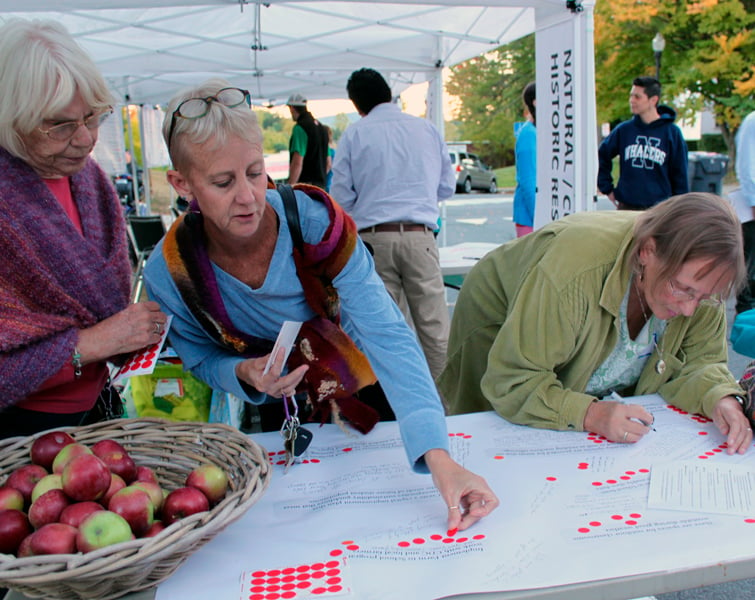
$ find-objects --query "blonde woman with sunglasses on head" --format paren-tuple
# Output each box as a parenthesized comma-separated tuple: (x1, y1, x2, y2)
(143, 79, 498, 531)
(0, 19, 167, 438)
(440, 193, 753, 453)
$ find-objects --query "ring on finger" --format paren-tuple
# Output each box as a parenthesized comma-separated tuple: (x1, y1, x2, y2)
(622, 431, 629, 442)
(153, 321, 162, 335)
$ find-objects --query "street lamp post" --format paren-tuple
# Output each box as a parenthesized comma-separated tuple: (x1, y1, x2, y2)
(652, 32, 665, 81)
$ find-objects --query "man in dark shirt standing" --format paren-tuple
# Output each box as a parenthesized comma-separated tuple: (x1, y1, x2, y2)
(597, 76, 688, 210)
(287, 93, 329, 189)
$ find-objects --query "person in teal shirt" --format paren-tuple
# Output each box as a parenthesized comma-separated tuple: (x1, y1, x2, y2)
(513, 82, 536, 237)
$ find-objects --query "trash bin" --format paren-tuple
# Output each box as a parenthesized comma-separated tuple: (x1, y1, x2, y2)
(687, 151, 729, 195)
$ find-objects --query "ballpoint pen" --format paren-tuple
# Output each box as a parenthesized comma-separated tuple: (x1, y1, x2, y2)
(609, 390, 657, 431)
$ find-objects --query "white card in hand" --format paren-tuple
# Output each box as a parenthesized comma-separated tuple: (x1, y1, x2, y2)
(263, 321, 303, 375)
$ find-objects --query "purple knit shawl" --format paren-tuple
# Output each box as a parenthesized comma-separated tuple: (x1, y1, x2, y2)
(0, 148, 131, 407)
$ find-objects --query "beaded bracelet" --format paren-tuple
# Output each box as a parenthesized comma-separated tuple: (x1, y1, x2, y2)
(72, 346, 82, 378)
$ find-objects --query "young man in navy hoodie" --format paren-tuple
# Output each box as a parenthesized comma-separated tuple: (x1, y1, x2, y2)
(597, 76, 689, 210)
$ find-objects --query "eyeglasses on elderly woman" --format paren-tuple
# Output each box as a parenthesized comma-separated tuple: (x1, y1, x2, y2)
(167, 87, 251, 149)
(37, 108, 113, 142)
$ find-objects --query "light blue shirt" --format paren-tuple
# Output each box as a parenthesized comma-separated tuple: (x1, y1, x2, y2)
(330, 102, 455, 230)
(513, 120, 536, 228)
(143, 188, 448, 470)
(736, 111, 755, 207)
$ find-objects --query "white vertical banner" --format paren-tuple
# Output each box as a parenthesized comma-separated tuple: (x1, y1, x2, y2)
(533, 2, 597, 230)
(142, 105, 171, 168)
(91, 104, 126, 176)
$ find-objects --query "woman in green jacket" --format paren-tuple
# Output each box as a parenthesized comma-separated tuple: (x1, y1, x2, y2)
(439, 193, 752, 454)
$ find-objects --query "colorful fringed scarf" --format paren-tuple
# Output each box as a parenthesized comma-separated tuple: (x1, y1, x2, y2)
(162, 184, 380, 433)
(0, 148, 131, 407)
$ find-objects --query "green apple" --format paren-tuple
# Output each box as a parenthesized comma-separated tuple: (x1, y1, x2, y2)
(30, 474, 63, 503)
(76, 510, 133, 552)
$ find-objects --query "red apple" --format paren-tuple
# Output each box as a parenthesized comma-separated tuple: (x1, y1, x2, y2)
(28, 489, 70, 530)
(76, 510, 133, 552)
(108, 487, 154, 536)
(5, 464, 48, 505)
(61, 454, 111, 501)
(134, 465, 159, 486)
(59, 501, 104, 528)
(101, 473, 127, 506)
(161, 486, 209, 525)
(186, 464, 229, 505)
(16, 533, 34, 557)
(96, 450, 137, 483)
(91, 439, 128, 457)
(30, 430, 76, 470)
(142, 520, 166, 538)
(52, 442, 92, 475)
(131, 480, 164, 512)
(0, 487, 24, 512)
(0, 509, 32, 555)
(28, 522, 77, 555)
(30, 473, 63, 504)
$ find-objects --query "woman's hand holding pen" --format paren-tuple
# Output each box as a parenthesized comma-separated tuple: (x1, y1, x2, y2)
(424, 449, 499, 532)
(583, 399, 654, 444)
(711, 396, 753, 455)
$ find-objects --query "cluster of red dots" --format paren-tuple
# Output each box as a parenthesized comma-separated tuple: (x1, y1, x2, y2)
(396, 530, 486, 547)
(119, 349, 157, 372)
(586, 432, 612, 444)
(577, 462, 590, 470)
(697, 443, 729, 459)
(668, 405, 712, 424)
(591, 468, 649, 487)
(247, 560, 344, 599)
(577, 512, 644, 533)
(267, 450, 321, 467)
(448, 432, 473, 439)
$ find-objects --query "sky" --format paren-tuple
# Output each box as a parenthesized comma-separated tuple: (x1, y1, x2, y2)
(268, 77, 460, 121)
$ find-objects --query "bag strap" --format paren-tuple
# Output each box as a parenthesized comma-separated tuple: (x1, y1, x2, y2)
(278, 183, 303, 251)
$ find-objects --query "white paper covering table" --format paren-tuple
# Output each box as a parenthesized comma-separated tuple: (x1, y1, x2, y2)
(141, 394, 755, 600)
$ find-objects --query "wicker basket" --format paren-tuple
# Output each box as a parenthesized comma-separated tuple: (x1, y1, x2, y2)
(0, 418, 270, 600)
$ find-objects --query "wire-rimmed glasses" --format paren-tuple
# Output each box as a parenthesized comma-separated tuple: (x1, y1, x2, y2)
(668, 278, 722, 307)
(167, 87, 251, 149)
(37, 108, 113, 142)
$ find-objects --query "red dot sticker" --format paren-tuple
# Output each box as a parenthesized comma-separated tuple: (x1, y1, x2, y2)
(398, 541, 410, 547)
(546, 476, 557, 481)
(578, 527, 590, 533)
(329, 549, 343, 557)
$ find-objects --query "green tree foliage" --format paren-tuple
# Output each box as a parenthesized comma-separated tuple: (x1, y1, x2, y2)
(256, 109, 293, 154)
(446, 35, 535, 167)
(594, 0, 755, 152)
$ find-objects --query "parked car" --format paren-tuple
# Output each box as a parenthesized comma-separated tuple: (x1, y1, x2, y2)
(449, 151, 497, 194)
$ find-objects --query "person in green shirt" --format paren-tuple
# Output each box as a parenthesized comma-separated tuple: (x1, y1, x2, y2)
(439, 193, 753, 454)
(286, 93, 328, 189)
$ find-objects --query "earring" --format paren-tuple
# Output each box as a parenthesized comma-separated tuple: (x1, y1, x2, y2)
(639, 263, 645, 282)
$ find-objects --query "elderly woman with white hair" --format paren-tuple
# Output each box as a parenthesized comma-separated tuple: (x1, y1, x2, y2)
(0, 19, 167, 438)
(143, 78, 499, 531)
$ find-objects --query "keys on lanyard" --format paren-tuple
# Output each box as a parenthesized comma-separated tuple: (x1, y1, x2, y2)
(280, 394, 313, 472)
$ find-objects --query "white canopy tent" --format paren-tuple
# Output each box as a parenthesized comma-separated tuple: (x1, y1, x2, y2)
(0, 0, 597, 224)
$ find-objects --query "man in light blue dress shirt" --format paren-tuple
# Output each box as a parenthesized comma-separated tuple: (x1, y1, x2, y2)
(330, 68, 455, 383)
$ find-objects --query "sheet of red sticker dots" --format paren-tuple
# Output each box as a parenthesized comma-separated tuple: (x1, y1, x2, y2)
(242, 557, 350, 599)
(113, 315, 173, 383)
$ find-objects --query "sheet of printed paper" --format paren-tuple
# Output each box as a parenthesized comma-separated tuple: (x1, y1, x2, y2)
(112, 315, 173, 383)
(263, 320, 303, 375)
(648, 460, 755, 516)
(155, 394, 755, 600)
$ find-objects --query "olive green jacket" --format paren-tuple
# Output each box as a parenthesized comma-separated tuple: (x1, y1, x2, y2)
(438, 210, 742, 431)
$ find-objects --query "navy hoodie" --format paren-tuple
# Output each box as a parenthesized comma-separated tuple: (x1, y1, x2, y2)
(597, 105, 689, 208)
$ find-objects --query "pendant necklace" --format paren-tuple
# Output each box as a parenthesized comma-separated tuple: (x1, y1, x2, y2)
(635, 277, 666, 375)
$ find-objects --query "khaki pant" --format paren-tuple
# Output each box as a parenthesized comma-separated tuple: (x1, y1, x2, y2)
(359, 229, 450, 381)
